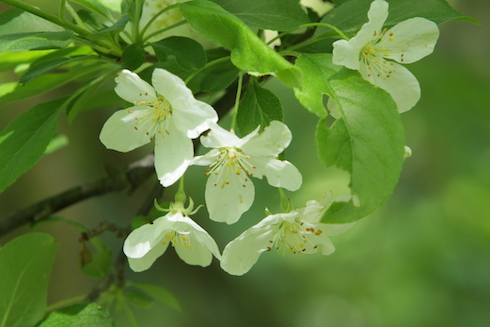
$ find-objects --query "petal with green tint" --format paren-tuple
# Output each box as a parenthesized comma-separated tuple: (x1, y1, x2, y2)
(359, 61, 420, 113)
(99, 107, 154, 152)
(114, 69, 156, 103)
(221, 226, 276, 276)
(377, 17, 439, 64)
(154, 123, 193, 187)
(205, 172, 255, 224)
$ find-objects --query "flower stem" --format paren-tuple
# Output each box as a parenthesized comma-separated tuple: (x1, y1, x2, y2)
(142, 20, 187, 43)
(140, 3, 180, 41)
(184, 56, 231, 85)
(230, 72, 244, 132)
(46, 295, 86, 312)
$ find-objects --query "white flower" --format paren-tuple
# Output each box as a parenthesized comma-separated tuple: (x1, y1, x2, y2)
(99, 68, 218, 187)
(192, 121, 302, 225)
(332, 0, 439, 112)
(123, 211, 221, 272)
(220, 195, 355, 276)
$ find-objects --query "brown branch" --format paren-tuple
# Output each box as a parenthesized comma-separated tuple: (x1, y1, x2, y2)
(0, 155, 155, 237)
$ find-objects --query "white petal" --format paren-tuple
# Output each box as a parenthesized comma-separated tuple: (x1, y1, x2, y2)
(250, 158, 302, 191)
(319, 221, 356, 237)
(296, 201, 326, 223)
(220, 226, 277, 276)
(172, 99, 218, 139)
(377, 18, 439, 64)
(152, 68, 194, 105)
(302, 232, 336, 255)
(359, 61, 420, 112)
(200, 122, 242, 149)
(332, 0, 388, 69)
(168, 215, 221, 266)
(115, 69, 157, 104)
(128, 242, 169, 272)
(154, 123, 193, 187)
(205, 172, 254, 224)
(190, 149, 220, 167)
(240, 121, 292, 157)
(99, 107, 155, 152)
(123, 215, 173, 259)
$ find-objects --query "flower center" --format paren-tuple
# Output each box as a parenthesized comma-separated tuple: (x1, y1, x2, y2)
(130, 96, 173, 141)
(360, 29, 406, 80)
(163, 231, 192, 249)
(205, 147, 257, 188)
(267, 220, 323, 254)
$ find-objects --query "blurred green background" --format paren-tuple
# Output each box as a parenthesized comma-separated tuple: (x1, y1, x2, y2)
(0, 0, 489, 326)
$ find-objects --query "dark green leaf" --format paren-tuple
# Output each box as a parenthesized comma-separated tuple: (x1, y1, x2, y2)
(151, 36, 206, 71)
(0, 233, 58, 327)
(0, 98, 64, 193)
(131, 282, 181, 311)
(121, 43, 146, 70)
(37, 303, 116, 327)
(0, 8, 64, 34)
(0, 60, 113, 105)
(92, 14, 129, 34)
(211, 0, 310, 31)
(20, 46, 97, 84)
(237, 79, 284, 136)
(0, 31, 73, 54)
(180, 0, 302, 89)
(295, 53, 404, 223)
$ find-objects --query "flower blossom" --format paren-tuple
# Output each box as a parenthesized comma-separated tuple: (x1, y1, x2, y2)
(123, 208, 221, 272)
(192, 121, 302, 224)
(100, 68, 218, 187)
(332, 0, 439, 112)
(220, 195, 355, 276)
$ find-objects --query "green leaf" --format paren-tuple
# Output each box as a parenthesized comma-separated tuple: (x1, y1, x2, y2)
(0, 233, 59, 327)
(125, 290, 154, 308)
(37, 303, 116, 327)
(317, 0, 478, 39)
(180, 0, 302, 89)
(151, 36, 206, 71)
(0, 8, 64, 34)
(44, 133, 69, 155)
(0, 31, 73, 54)
(0, 60, 113, 105)
(70, 0, 113, 20)
(295, 53, 404, 223)
(211, 0, 310, 31)
(237, 79, 284, 136)
(0, 98, 64, 193)
(0, 50, 55, 72)
(131, 282, 181, 311)
(20, 47, 97, 84)
(92, 14, 129, 34)
(79, 238, 112, 279)
(121, 43, 146, 70)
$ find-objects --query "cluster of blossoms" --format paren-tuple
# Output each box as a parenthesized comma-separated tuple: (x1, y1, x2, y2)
(100, 0, 438, 275)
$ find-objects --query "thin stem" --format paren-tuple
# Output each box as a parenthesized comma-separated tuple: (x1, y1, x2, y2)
(142, 20, 187, 43)
(269, 22, 349, 46)
(230, 72, 244, 131)
(46, 295, 86, 312)
(132, 0, 144, 43)
(65, 2, 89, 31)
(184, 56, 230, 84)
(59, 0, 66, 24)
(119, 294, 139, 327)
(1, 0, 89, 37)
(140, 3, 180, 41)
